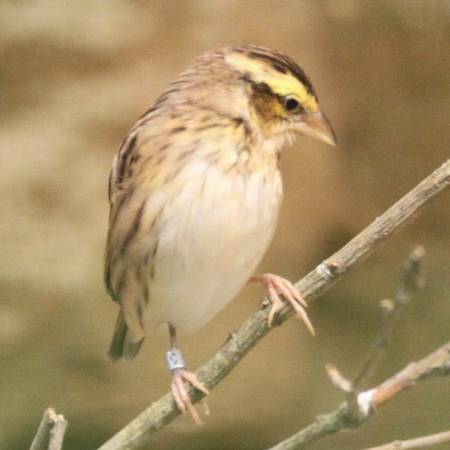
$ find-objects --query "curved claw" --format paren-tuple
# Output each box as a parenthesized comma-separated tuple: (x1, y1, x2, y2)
(251, 273, 315, 335)
(171, 368, 209, 425)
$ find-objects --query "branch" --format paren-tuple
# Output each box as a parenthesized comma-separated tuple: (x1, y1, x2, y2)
(364, 430, 450, 450)
(267, 342, 450, 450)
(98, 159, 450, 450)
(324, 246, 425, 417)
(30, 408, 68, 450)
(352, 245, 425, 388)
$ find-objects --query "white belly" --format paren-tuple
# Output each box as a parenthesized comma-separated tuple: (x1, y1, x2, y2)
(147, 160, 282, 332)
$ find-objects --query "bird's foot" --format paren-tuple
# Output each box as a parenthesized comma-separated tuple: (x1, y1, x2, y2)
(249, 273, 315, 334)
(171, 368, 209, 425)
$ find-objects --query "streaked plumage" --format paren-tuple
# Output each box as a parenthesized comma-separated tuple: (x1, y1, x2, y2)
(104, 45, 336, 420)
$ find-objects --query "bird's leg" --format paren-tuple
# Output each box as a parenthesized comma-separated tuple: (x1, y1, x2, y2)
(166, 324, 209, 424)
(248, 273, 315, 335)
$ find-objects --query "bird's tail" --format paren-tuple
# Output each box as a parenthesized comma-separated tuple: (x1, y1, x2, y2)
(108, 311, 144, 361)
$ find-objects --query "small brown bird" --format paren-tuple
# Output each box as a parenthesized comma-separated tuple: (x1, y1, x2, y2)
(104, 45, 336, 422)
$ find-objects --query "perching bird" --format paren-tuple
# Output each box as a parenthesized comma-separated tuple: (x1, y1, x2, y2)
(104, 45, 336, 422)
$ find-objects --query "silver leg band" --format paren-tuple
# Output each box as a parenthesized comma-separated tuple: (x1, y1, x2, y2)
(166, 348, 186, 371)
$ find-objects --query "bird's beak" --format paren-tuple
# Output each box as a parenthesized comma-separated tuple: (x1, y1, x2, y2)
(295, 110, 337, 147)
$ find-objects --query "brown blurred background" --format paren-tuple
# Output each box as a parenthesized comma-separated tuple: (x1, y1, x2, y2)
(1, 1, 449, 449)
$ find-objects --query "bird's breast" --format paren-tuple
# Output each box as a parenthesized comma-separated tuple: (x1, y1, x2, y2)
(147, 157, 283, 332)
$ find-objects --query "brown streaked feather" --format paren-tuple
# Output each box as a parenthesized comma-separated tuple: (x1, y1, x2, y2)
(235, 45, 316, 96)
(105, 121, 172, 359)
(108, 310, 145, 361)
(117, 135, 137, 182)
(106, 264, 147, 360)
(118, 200, 146, 256)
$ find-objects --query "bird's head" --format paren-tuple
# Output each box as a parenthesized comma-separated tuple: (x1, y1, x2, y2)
(158, 46, 336, 153)
(223, 46, 337, 147)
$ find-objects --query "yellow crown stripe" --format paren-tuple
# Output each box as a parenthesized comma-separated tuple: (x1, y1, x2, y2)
(226, 53, 319, 112)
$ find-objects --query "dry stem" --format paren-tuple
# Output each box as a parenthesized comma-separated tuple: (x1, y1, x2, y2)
(30, 408, 68, 450)
(352, 245, 425, 388)
(267, 342, 450, 450)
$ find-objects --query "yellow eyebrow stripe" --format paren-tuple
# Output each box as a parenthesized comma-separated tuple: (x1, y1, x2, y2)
(226, 52, 319, 112)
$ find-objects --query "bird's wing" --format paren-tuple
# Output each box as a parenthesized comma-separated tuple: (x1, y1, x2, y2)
(104, 129, 169, 344)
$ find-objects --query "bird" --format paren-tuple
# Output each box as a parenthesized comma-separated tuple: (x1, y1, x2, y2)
(104, 45, 336, 423)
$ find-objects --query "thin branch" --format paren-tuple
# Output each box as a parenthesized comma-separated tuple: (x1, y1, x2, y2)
(301, 245, 429, 449)
(352, 245, 425, 388)
(364, 430, 450, 450)
(30, 408, 68, 450)
(326, 246, 426, 402)
(267, 342, 450, 450)
(97, 159, 450, 450)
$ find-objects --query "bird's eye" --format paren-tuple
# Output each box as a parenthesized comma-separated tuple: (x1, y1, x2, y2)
(283, 96, 302, 114)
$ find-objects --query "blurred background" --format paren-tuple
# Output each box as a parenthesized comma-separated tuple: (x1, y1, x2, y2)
(1, 1, 449, 449)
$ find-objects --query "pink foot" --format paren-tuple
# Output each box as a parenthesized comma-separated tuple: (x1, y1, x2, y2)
(249, 273, 315, 335)
(171, 368, 209, 425)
